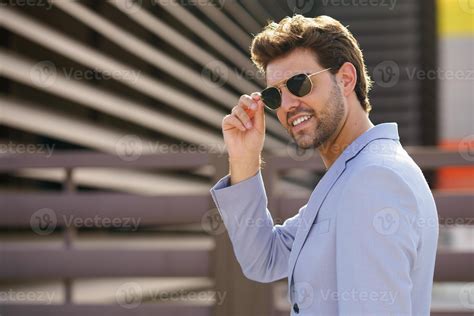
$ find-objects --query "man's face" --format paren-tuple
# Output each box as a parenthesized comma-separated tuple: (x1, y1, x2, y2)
(266, 48, 347, 150)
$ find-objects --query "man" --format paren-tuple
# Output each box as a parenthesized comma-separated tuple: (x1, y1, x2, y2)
(210, 15, 438, 315)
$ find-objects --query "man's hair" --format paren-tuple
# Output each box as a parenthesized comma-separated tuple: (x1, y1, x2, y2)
(251, 15, 373, 113)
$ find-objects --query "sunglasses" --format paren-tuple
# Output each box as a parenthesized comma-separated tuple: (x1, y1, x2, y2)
(261, 68, 331, 111)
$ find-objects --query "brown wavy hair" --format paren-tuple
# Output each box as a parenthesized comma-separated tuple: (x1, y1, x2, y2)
(251, 15, 373, 112)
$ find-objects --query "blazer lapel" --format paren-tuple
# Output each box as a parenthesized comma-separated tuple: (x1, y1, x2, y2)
(287, 158, 347, 301)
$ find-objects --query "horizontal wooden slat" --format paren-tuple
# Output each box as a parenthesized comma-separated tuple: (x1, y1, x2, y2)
(435, 193, 474, 226)
(357, 34, 419, 49)
(369, 82, 420, 97)
(323, 3, 418, 18)
(434, 252, 474, 282)
(338, 18, 419, 34)
(364, 50, 421, 64)
(2, 148, 471, 173)
(2, 192, 468, 229)
(273, 309, 474, 316)
(0, 304, 212, 316)
(370, 112, 420, 128)
(370, 94, 420, 109)
(274, 193, 474, 225)
(0, 151, 218, 171)
(0, 248, 211, 279)
(430, 312, 474, 316)
(1, 241, 470, 282)
(268, 148, 473, 172)
(406, 148, 474, 169)
(0, 193, 210, 227)
(266, 156, 327, 172)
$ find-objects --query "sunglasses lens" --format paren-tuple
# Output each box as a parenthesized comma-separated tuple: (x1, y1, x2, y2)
(287, 73, 312, 97)
(261, 87, 281, 110)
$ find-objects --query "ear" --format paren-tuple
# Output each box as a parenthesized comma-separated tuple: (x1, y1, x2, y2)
(336, 62, 357, 97)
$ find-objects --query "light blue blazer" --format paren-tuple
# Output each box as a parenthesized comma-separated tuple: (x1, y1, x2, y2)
(210, 123, 439, 315)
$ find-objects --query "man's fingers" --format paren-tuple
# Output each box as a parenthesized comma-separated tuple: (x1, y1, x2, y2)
(243, 107, 254, 119)
(222, 94, 262, 133)
(250, 92, 261, 101)
(223, 114, 246, 132)
(239, 94, 258, 111)
(231, 106, 253, 129)
(238, 94, 259, 123)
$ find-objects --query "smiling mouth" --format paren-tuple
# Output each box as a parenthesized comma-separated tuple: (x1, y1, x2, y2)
(291, 115, 313, 127)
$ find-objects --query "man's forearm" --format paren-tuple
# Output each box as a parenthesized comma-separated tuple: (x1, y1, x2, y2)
(229, 155, 261, 185)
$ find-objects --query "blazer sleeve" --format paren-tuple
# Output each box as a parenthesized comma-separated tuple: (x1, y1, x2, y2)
(335, 164, 421, 315)
(210, 170, 303, 283)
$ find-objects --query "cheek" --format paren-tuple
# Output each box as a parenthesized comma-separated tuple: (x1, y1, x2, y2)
(308, 81, 333, 104)
(302, 91, 328, 116)
(277, 110, 288, 128)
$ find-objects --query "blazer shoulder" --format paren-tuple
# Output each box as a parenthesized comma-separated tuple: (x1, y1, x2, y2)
(349, 138, 426, 184)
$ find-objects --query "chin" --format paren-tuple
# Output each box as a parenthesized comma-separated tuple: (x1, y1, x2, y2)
(293, 134, 316, 149)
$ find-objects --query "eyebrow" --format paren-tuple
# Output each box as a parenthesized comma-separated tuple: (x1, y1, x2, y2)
(268, 76, 289, 88)
(267, 68, 330, 88)
(267, 73, 297, 88)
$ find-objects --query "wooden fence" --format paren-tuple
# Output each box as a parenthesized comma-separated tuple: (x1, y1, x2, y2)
(0, 147, 473, 315)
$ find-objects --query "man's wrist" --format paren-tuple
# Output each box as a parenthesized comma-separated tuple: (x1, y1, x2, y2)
(229, 155, 261, 185)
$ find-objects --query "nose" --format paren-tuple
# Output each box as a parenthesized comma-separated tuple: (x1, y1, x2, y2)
(280, 87, 300, 113)
(277, 88, 301, 128)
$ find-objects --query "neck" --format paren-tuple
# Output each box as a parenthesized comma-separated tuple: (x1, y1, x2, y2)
(318, 104, 374, 169)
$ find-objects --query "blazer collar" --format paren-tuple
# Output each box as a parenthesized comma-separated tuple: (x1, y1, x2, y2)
(340, 122, 400, 164)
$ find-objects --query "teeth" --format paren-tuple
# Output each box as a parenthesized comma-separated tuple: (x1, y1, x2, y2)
(292, 115, 312, 126)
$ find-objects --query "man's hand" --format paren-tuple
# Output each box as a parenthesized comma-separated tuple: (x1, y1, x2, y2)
(222, 92, 266, 184)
